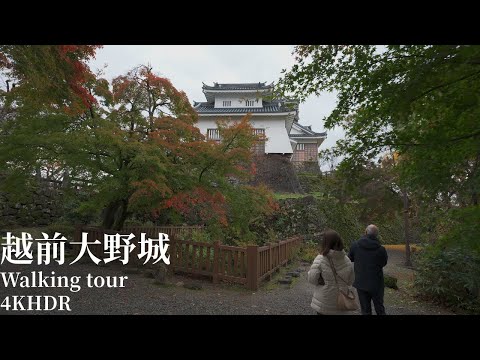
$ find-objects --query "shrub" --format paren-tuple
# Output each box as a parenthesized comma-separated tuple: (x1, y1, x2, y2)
(414, 244, 480, 313)
(190, 230, 212, 243)
(60, 191, 100, 225)
(177, 229, 212, 243)
(299, 241, 319, 263)
(384, 274, 398, 290)
(253, 196, 364, 248)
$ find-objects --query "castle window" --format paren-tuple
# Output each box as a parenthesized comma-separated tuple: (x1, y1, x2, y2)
(296, 143, 305, 151)
(223, 100, 231, 107)
(207, 129, 221, 141)
(252, 128, 265, 155)
(246, 99, 255, 106)
(252, 129, 265, 137)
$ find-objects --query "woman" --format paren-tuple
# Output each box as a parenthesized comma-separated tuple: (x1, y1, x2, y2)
(307, 229, 355, 315)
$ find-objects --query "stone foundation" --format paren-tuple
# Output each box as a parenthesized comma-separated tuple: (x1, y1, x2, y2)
(0, 185, 63, 228)
(291, 161, 321, 174)
(249, 154, 303, 193)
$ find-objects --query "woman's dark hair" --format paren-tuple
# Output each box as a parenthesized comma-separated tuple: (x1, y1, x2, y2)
(320, 229, 344, 256)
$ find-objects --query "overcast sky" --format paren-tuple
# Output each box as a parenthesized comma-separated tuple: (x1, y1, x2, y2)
(89, 45, 345, 152)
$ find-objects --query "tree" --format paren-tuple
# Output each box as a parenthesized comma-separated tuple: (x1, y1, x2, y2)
(0, 45, 101, 113)
(1, 61, 276, 234)
(278, 45, 480, 258)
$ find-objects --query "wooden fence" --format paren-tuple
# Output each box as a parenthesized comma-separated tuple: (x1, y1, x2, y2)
(72, 225, 302, 290)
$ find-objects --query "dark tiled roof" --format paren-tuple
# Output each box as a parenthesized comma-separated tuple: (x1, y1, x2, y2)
(202, 82, 273, 91)
(194, 101, 296, 114)
(291, 122, 326, 137)
(290, 133, 327, 138)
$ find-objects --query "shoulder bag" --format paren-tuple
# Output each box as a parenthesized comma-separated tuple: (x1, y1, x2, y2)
(326, 256, 358, 311)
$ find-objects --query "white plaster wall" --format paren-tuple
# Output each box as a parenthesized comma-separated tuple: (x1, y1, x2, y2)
(214, 95, 263, 108)
(197, 115, 293, 154)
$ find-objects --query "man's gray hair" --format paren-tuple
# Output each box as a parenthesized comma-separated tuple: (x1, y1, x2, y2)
(366, 224, 379, 237)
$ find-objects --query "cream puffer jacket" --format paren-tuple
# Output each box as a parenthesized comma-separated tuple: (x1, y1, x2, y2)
(307, 249, 355, 315)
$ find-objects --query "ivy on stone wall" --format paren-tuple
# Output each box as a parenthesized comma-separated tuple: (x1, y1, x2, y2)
(251, 195, 364, 248)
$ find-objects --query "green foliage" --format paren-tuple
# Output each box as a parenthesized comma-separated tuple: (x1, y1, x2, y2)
(253, 196, 363, 248)
(1, 45, 101, 112)
(219, 185, 278, 245)
(274, 193, 307, 200)
(1, 59, 271, 235)
(278, 45, 480, 207)
(296, 173, 326, 194)
(315, 200, 363, 248)
(59, 191, 100, 225)
(299, 241, 319, 263)
(436, 206, 480, 253)
(278, 46, 480, 296)
(177, 229, 212, 244)
(375, 213, 406, 245)
(384, 274, 398, 290)
(414, 244, 480, 313)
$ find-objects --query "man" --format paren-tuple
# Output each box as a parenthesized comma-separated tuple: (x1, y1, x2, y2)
(348, 224, 388, 315)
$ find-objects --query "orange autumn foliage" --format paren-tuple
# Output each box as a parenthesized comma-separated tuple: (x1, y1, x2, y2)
(163, 187, 228, 226)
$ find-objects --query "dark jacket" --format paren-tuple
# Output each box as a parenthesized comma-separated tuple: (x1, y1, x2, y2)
(348, 235, 388, 293)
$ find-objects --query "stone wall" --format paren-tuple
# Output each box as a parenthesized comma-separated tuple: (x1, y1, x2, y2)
(0, 185, 63, 228)
(291, 161, 321, 174)
(251, 196, 364, 247)
(249, 154, 304, 193)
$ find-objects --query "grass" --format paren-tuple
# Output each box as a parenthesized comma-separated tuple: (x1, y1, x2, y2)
(261, 260, 301, 291)
(274, 193, 305, 200)
(274, 192, 324, 200)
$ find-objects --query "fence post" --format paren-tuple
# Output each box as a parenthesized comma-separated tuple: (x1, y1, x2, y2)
(268, 243, 273, 279)
(168, 234, 176, 275)
(278, 242, 281, 267)
(213, 241, 220, 284)
(246, 245, 259, 291)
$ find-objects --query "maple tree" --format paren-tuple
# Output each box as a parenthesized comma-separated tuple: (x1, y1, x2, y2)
(0, 45, 101, 113)
(1, 60, 277, 235)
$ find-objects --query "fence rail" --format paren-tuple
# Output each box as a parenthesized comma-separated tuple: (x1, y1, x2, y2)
(72, 225, 302, 290)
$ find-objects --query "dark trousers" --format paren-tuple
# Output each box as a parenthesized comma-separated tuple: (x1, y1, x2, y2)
(357, 288, 386, 315)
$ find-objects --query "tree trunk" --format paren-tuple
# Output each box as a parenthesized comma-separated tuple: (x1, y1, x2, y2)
(403, 189, 412, 267)
(62, 169, 70, 188)
(102, 200, 121, 229)
(112, 199, 129, 231)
